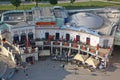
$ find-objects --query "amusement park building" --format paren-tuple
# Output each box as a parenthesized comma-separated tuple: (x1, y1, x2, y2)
(0, 6, 120, 77)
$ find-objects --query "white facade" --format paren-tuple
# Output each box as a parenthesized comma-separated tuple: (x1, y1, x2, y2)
(35, 27, 115, 47)
(11, 25, 35, 40)
(34, 26, 115, 47)
(1, 7, 118, 68)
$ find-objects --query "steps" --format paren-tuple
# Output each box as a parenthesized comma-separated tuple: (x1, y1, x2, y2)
(2, 68, 15, 80)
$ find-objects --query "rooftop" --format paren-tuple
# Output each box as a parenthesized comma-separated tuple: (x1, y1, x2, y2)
(70, 12, 103, 29)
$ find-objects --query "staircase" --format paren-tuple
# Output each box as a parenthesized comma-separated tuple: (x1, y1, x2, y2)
(2, 68, 15, 80)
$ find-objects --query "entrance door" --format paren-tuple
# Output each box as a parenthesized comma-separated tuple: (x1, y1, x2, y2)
(56, 33, 60, 40)
(76, 35, 80, 42)
(13, 34, 19, 44)
(28, 32, 33, 40)
(86, 37, 90, 45)
(21, 33, 26, 44)
(66, 34, 70, 41)
(103, 40, 108, 48)
(45, 32, 49, 40)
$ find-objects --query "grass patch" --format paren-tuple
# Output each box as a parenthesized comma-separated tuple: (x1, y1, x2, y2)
(112, 0, 120, 2)
(59, 1, 120, 9)
(0, 1, 120, 10)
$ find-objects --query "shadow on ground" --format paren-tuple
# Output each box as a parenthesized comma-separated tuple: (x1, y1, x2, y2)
(106, 45, 120, 72)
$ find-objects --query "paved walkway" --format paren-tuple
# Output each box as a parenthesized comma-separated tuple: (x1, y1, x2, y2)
(10, 60, 69, 80)
(10, 46, 120, 80)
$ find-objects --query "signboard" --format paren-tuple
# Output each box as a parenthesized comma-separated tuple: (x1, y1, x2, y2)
(35, 22, 56, 26)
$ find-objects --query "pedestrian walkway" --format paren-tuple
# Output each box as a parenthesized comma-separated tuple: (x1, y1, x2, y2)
(9, 51, 120, 80)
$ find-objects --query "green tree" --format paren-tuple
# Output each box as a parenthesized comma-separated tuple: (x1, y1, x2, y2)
(49, 0, 58, 5)
(70, 0, 75, 4)
(10, 0, 21, 9)
(35, 0, 39, 7)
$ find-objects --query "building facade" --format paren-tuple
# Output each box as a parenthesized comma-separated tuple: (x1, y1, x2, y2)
(0, 6, 120, 69)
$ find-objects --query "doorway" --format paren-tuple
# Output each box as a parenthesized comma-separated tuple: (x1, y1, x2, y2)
(21, 33, 27, 45)
(76, 35, 80, 42)
(55, 33, 60, 40)
(45, 32, 49, 40)
(28, 32, 33, 40)
(103, 39, 108, 48)
(66, 34, 70, 41)
(13, 34, 19, 44)
(86, 37, 90, 45)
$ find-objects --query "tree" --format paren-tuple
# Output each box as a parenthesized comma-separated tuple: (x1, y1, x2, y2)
(49, 0, 58, 5)
(35, 0, 39, 7)
(70, 0, 75, 4)
(10, 0, 21, 9)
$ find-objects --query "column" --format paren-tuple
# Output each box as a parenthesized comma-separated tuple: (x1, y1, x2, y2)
(78, 45, 80, 53)
(51, 41, 53, 55)
(60, 42, 62, 56)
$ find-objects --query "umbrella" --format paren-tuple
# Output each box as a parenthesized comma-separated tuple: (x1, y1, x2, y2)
(85, 57, 96, 68)
(73, 53, 84, 62)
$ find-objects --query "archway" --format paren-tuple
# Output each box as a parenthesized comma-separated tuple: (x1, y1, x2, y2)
(13, 34, 19, 44)
(20, 33, 27, 45)
(86, 37, 90, 45)
(28, 32, 34, 46)
(55, 33, 60, 40)
(66, 33, 70, 41)
(28, 32, 33, 40)
(45, 32, 49, 40)
(76, 35, 80, 42)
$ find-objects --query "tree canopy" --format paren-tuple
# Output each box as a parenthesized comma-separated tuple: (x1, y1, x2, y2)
(49, 0, 58, 5)
(10, 0, 21, 9)
(35, 0, 39, 7)
(70, 0, 75, 4)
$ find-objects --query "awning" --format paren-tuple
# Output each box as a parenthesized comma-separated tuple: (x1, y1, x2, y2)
(73, 53, 84, 62)
(85, 57, 96, 68)
(82, 54, 88, 60)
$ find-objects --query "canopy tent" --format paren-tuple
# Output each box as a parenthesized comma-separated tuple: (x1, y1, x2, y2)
(85, 57, 96, 68)
(73, 53, 84, 62)
(81, 54, 89, 60)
